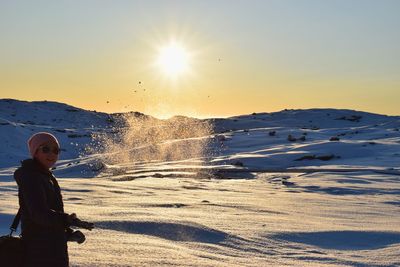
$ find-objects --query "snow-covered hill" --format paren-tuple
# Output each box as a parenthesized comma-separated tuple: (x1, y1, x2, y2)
(211, 108, 400, 170)
(0, 99, 109, 167)
(1, 99, 399, 175)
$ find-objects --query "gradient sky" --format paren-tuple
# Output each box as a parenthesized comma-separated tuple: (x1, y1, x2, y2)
(1, 0, 399, 118)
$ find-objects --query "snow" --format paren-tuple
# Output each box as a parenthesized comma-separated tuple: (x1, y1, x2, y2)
(1, 99, 400, 266)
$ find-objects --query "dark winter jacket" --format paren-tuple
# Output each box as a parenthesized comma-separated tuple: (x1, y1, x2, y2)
(14, 159, 72, 267)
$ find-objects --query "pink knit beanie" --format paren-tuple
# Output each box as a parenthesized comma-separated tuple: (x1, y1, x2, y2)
(27, 132, 60, 158)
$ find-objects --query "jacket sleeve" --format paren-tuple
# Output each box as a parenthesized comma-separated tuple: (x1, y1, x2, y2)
(18, 172, 69, 229)
(66, 227, 74, 241)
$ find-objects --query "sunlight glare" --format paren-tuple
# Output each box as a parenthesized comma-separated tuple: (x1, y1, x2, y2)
(157, 42, 190, 78)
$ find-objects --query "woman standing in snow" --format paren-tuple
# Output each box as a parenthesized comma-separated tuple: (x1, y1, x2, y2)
(14, 132, 94, 267)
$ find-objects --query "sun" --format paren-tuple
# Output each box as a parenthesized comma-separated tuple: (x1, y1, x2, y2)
(156, 42, 190, 78)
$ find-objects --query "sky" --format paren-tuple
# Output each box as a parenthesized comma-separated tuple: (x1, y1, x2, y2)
(0, 0, 399, 118)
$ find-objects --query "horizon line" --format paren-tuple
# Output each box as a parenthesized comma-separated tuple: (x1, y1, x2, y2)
(1, 97, 399, 119)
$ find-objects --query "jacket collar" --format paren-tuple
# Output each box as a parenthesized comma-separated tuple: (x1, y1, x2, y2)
(20, 158, 52, 176)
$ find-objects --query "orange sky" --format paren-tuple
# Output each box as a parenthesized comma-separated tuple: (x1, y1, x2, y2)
(1, 1, 399, 118)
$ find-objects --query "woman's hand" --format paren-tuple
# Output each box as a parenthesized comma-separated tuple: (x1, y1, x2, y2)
(68, 230, 86, 244)
(68, 213, 95, 230)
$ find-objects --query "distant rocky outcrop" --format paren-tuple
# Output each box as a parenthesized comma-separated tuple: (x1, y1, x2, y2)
(295, 154, 337, 161)
(335, 115, 362, 122)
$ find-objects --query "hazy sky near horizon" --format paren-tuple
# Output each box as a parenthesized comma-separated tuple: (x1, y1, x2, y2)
(1, 0, 399, 118)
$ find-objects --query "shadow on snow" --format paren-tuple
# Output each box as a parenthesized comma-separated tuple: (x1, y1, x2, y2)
(269, 231, 400, 250)
(97, 220, 230, 244)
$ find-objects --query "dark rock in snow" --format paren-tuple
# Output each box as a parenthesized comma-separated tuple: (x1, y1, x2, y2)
(215, 135, 227, 142)
(153, 173, 164, 178)
(287, 134, 305, 142)
(295, 154, 336, 161)
(295, 155, 316, 161)
(232, 160, 244, 167)
(90, 160, 106, 172)
(335, 115, 362, 122)
(317, 154, 335, 161)
(287, 135, 297, 142)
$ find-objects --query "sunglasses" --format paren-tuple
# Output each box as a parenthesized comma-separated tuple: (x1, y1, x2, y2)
(39, 145, 61, 155)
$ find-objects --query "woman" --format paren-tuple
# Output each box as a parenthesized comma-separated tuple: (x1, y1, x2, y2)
(14, 132, 94, 267)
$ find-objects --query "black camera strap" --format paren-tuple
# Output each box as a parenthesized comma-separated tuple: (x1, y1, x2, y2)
(9, 208, 21, 236)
